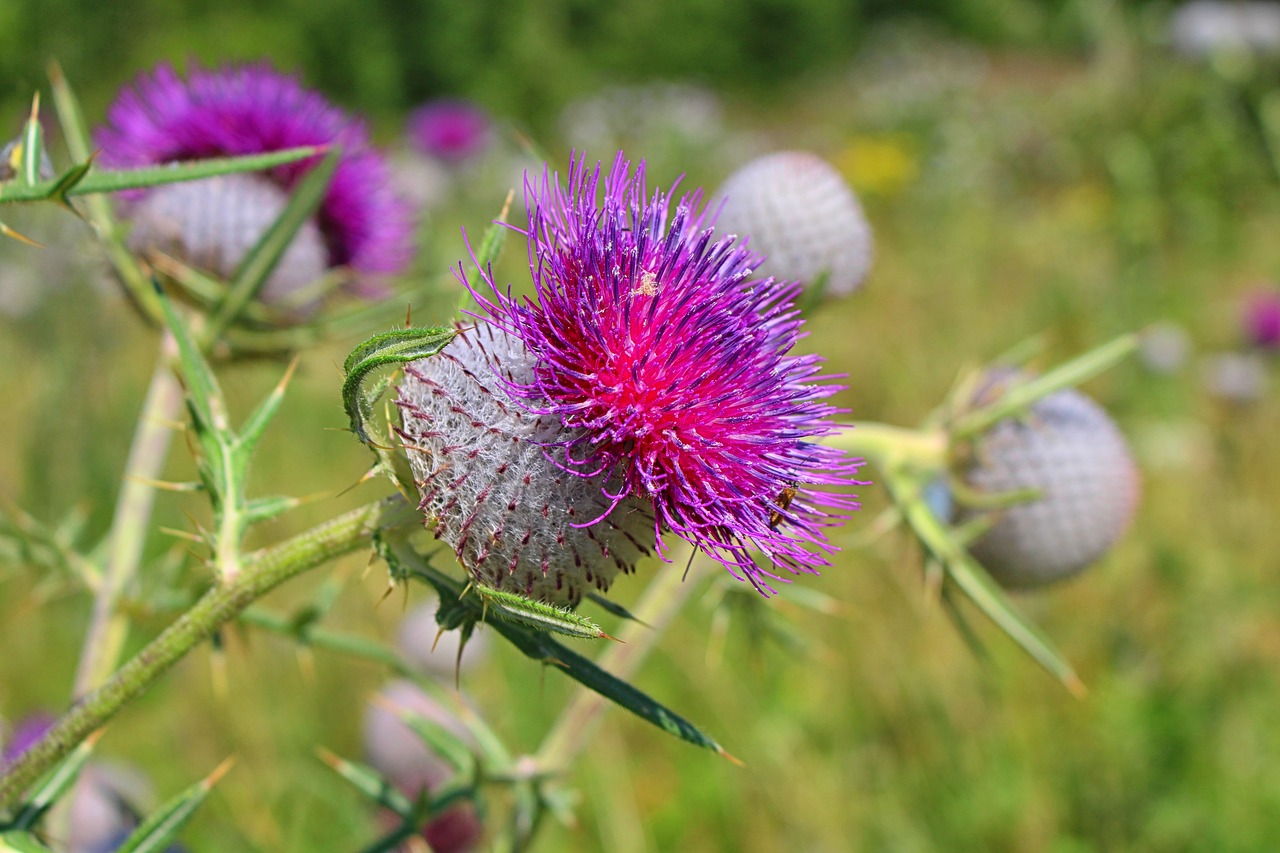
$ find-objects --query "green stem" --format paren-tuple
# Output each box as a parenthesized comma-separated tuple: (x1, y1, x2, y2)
(0, 495, 414, 812)
(533, 551, 706, 773)
(823, 422, 948, 471)
(73, 333, 183, 697)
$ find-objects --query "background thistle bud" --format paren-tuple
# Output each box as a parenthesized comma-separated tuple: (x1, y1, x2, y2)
(713, 150, 873, 297)
(362, 681, 483, 853)
(127, 174, 328, 306)
(960, 374, 1141, 589)
(397, 323, 656, 606)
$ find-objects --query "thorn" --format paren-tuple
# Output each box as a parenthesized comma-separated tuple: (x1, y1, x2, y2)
(431, 626, 445, 654)
(718, 747, 745, 767)
(498, 188, 514, 222)
(159, 526, 205, 543)
(405, 302, 412, 328)
(124, 475, 201, 492)
(0, 221, 45, 247)
(28, 90, 41, 124)
(202, 755, 238, 789)
(1064, 672, 1089, 700)
(599, 632, 624, 643)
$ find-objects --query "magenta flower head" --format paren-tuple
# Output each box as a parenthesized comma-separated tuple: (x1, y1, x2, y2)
(407, 99, 492, 165)
(96, 61, 414, 301)
(1242, 288, 1280, 349)
(405, 152, 864, 599)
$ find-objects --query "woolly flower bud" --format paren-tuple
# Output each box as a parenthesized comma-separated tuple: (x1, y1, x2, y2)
(397, 323, 656, 606)
(127, 174, 328, 307)
(714, 151, 873, 297)
(397, 599, 489, 676)
(962, 375, 1141, 589)
(363, 681, 483, 853)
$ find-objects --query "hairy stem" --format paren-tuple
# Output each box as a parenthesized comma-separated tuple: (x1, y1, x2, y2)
(73, 333, 183, 697)
(0, 495, 414, 812)
(534, 552, 706, 773)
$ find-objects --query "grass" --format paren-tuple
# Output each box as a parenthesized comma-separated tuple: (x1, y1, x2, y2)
(4, 26, 1280, 852)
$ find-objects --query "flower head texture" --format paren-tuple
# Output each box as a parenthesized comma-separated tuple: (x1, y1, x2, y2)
(96, 61, 414, 294)
(461, 153, 864, 595)
(408, 99, 493, 164)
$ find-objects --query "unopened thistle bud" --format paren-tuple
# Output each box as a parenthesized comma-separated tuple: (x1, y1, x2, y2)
(961, 374, 1141, 589)
(714, 151, 873, 297)
(96, 62, 414, 304)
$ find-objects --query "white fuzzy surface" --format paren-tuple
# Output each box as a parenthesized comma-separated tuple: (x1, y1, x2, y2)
(964, 383, 1140, 589)
(714, 151, 873, 296)
(397, 323, 656, 605)
(127, 174, 327, 307)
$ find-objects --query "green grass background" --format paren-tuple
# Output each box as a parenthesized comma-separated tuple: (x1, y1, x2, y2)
(4, 5, 1280, 851)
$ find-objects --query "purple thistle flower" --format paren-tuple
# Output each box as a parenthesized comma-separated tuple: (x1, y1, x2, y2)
(96, 61, 414, 294)
(463, 153, 865, 595)
(407, 99, 492, 165)
(1242, 288, 1280, 349)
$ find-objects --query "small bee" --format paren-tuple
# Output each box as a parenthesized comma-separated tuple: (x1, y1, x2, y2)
(768, 482, 800, 530)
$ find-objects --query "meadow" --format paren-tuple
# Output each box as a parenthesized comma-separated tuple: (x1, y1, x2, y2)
(3, 6, 1280, 851)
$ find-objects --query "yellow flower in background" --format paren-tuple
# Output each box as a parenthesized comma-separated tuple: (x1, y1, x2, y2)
(835, 134, 918, 196)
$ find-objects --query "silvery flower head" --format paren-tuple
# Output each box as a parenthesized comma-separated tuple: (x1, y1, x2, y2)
(398, 153, 864, 604)
(960, 371, 1141, 589)
(714, 151, 873, 297)
(96, 62, 414, 305)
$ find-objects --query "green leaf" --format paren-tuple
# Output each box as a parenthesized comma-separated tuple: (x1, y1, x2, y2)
(316, 748, 413, 819)
(473, 585, 611, 640)
(19, 94, 43, 187)
(389, 706, 475, 776)
(113, 758, 233, 853)
(379, 536, 731, 757)
(951, 333, 1138, 440)
(0, 148, 327, 204)
(204, 147, 340, 341)
(8, 737, 96, 830)
(342, 327, 457, 444)
(0, 831, 55, 852)
(586, 591, 649, 626)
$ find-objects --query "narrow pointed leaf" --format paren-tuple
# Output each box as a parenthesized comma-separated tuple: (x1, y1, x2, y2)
(952, 333, 1138, 439)
(206, 147, 340, 340)
(0, 148, 328, 203)
(380, 537, 730, 756)
(20, 94, 43, 187)
(316, 749, 413, 818)
(242, 495, 302, 525)
(9, 737, 96, 830)
(155, 288, 222, 436)
(586, 592, 649, 625)
(237, 359, 297, 451)
(474, 585, 610, 640)
(342, 327, 457, 443)
(389, 706, 475, 776)
(48, 159, 93, 211)
(113, 759, 233, 853)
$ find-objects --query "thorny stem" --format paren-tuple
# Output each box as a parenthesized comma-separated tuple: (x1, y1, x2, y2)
(534, 550, 707, 773)
(0, 495, 415, 812)
(73, 332, 183, 697)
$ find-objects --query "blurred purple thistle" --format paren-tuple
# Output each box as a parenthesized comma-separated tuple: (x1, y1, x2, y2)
(2, 712, 54, 766)
(466, 152, 865, 594)
(96, 61, 414, 294)
(407, 99, 492, 165)
(1242, 289, 1280, 350)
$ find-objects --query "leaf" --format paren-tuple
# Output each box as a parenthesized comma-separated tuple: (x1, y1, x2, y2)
(112, 758, 234, 853)
(950, 333, 1138, 440)
(585, 591, 649, 626)
(342, 327, 457, 444)
(378, 535, 731, 757)
(315, 748, 413, 819)
(7, 736, 96, 831)
(204, 148, 340, 341)
(0, 832, 55, 852)
(19, 93, 43, 187)
(384, 704, 475, 777)
(473, 585, 611, 640)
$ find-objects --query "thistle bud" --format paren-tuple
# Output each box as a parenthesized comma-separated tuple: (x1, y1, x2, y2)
(961, 375, 1141, 589)
(714, 151, 873, 297)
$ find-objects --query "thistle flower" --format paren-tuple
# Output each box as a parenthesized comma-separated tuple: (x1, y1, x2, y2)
(96, 62, 414, 301)
(407, 99, 492, 165)
(402, 153, 862, 599)
(1242, 289, 1280, 350)
(961, 373, 1141, 589)
(713, 151, 873, 297)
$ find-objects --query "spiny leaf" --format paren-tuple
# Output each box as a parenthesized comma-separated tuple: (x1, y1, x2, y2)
(113, 758, 234, 853)
(473, 584, 611, 640)
(379, 535, 731, 757)
(342, 327, 457, 444)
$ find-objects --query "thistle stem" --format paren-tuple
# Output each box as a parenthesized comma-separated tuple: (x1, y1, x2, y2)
(824, 422, 948, 472)
(533, 553, 706, 773)
(0, 495, 413, 812)
(73, 332, 183, 697)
